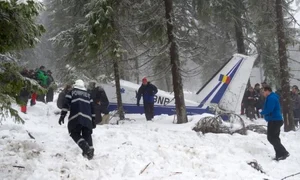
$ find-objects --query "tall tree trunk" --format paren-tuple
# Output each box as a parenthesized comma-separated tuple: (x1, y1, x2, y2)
(275, 0, 294, 131)
(113, 57, 125, 120)
(135, 57, 139, 84)
(164, 0, 188, 124)
(112, 1, 125, 121)
(233, 0, 246, 55)
(234, 20, 245, 53)
(233, 0, 249, 87)
(234, 20, 246, 55)
(119, 58, 125, 80)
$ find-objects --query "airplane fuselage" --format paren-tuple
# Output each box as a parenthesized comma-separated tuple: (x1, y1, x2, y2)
(101, 53, 256, 116)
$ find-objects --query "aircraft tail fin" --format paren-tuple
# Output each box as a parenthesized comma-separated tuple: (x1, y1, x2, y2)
(196, 54, 257, 113)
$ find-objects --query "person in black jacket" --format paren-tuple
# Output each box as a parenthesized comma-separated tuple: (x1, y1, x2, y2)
(244, 86, 257, 120)
(88, 82, 110, 125)
(136, 77, 158, 121)
(291, 85, 300, 127)
(46, 70, 55, 103)
(59, 79, 96, 160)
(57, 84, 72, 109)
(254, 83, 264, 118)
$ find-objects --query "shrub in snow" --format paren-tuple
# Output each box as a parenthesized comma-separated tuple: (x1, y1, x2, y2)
(247, 160, 265, 174)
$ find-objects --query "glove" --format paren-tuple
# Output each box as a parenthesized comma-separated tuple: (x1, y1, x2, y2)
(59, 115, 65, 125)
(259, 109, 262, 113)
(92, 118, 96, 129)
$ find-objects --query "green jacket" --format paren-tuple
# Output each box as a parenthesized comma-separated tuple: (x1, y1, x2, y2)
(37, 70, 48, 86)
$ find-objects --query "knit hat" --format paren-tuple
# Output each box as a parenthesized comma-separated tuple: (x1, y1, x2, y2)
(142, 77, 147, 83)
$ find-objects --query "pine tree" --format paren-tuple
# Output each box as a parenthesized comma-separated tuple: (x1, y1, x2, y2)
(275, 0, 295, 131)
(0, 0, 45, 123)
(248, 0, 280, 86)
(84, 0, 126, 120)
(164, 0, 188, 123)
(0, 0, 45, 53)
(194, 0, 248, 55)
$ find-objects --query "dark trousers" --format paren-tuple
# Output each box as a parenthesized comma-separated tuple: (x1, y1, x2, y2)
(247, 106, 256, 120)
(100, 104, 109, 114)
(93, 104, 109, 124)
(241, 103, 245, 115)
(144, 103, 154, 120)
(267, 121, 288, 157)
(243, 104, 249, 117)
(70, 125, 93, 147)
(37, 94, 45, 103)
(256, 107, 261, 118)
(93, 104, 102, 124)
(46, 88, 54, 102)
(293, 110, 300, 127)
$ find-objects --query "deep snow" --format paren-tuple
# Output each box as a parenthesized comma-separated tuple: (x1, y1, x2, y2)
(1, 100, 300, 180)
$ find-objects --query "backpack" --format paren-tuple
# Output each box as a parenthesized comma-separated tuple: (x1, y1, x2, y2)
(57, 91, 66, 109)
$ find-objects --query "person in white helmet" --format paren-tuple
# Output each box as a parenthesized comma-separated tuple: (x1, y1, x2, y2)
(59, 79, 96, 160)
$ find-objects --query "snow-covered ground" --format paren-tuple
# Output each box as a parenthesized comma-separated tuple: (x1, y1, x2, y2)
(1, 100, 300, 180)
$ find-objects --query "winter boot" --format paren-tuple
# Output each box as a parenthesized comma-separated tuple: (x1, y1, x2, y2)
(273, 152, 290, 161)
(86, 147, 94, 160)
(78, 139, 90, 158)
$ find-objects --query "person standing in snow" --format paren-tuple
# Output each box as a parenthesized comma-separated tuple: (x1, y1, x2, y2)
(87, 82, 110, 125)
(244, 86, 257, 120)
(254, 83, 264, 118)
(46, 70, 55, 103)
(136, 77, 158, 121)
(291, 85, 300, 127)
(260, 86, 289, 161)
(35, 66, 48, 102)
(59, 79, 96, 160)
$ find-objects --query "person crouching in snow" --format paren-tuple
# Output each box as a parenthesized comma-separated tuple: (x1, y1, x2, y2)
(260, 86, 289, 161)
(136, 77, 158, 121)
(59, 79, 96, 160)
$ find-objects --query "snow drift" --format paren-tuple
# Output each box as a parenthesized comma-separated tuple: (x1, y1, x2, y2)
(1, 98, 300, 180)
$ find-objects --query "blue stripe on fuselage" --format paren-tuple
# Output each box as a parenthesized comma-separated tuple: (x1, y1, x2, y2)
(108, 103, 210, 116)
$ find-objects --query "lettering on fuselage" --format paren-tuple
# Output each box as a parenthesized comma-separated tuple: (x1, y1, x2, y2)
(154, 95, 170, 105)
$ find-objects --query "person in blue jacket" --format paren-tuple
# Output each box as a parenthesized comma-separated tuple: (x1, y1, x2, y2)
(136, 77, 158, 121)
(260, 86, 289, 161)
